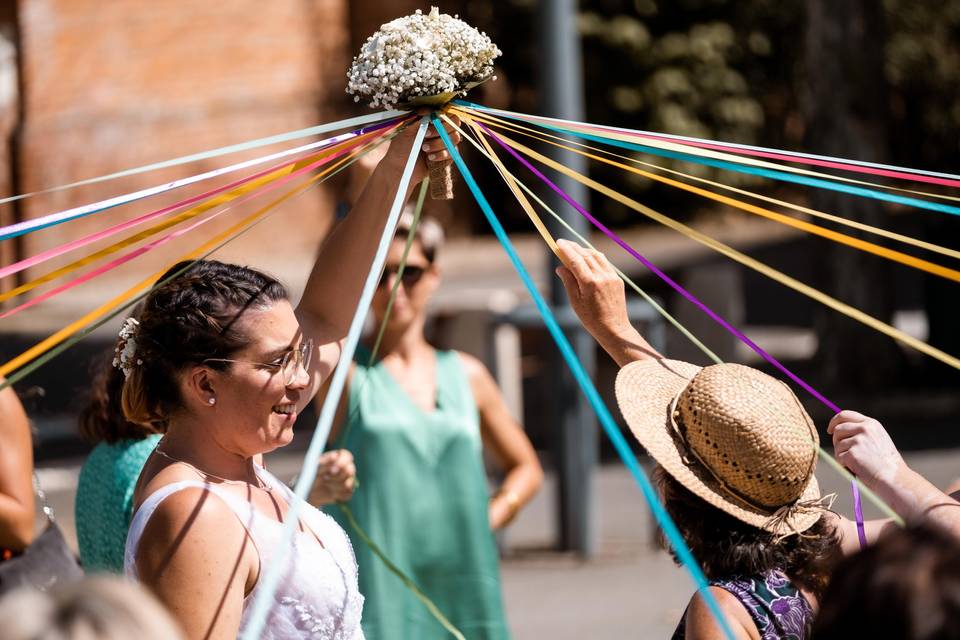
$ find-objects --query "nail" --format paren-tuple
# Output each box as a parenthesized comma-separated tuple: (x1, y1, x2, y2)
(428, 153, 440, 161)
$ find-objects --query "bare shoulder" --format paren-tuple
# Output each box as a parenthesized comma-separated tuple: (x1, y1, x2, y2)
(135, 483, 254, 582)
(454, 350, 493, 384)
(454, 351, 499, 401)
(685, 587, 754, 640)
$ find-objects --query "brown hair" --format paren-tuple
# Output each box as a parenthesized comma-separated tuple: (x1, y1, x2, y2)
(396, 209, 444, 264)
(78, 356, 158, 444)
(654, 466, 837, 597)
(813, 523, 960, 640)
(117, 259, 288, 429)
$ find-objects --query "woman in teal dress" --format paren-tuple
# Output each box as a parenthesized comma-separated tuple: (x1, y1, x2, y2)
(75, 361, 161, 573)
(313, 213, 543, 640)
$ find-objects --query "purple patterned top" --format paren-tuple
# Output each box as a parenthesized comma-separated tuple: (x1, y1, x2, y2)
(672, 570, 814, 640)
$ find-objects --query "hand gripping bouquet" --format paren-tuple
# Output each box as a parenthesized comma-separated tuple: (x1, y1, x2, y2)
(347, 7, 501, 199)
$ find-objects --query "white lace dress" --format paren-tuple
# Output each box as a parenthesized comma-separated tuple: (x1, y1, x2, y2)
(124, 467, 365, 640)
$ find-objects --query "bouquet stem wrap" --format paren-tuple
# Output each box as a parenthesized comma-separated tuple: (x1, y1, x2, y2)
(428, 157, 454, 199)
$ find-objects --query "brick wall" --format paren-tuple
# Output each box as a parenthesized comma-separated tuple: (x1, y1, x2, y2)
(13, 0, 353, 306)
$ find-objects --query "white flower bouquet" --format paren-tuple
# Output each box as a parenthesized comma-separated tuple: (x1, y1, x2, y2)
(347, 7, 501, 198)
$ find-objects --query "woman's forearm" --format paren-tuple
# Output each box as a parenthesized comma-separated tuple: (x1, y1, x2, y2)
(0, 493, 34, 551)
(299, 163, 415, 333)
(490, 462, 543, 529)
(877, 465, 960, 533)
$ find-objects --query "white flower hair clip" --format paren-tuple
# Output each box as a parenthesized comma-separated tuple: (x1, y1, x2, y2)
(112, 317, 143, 379)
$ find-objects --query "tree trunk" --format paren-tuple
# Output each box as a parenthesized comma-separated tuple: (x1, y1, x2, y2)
(803, 0, 901, 390)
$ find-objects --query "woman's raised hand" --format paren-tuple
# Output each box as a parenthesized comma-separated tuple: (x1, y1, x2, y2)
(309, 449, 357, 505)
(555, 239, 661, 366)
(378, 111, 462, 186)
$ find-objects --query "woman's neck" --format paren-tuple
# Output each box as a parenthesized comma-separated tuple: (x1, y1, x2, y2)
(375, 318, 431, 361)
(159, 419, 257, 484)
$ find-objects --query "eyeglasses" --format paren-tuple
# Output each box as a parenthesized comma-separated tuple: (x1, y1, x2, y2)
(377, 265, 426, 289)
(204, 338, 314, 386)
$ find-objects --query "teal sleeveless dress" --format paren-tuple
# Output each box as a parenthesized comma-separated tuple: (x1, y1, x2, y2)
(328, 348, 510, 640)
(75, 435, 160, 573)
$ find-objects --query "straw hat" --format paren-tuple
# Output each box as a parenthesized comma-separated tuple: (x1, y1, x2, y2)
(616, 358, 825, 536)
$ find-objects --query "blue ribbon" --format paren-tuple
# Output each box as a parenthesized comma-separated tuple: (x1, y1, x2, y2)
(433, 113, 736, 640)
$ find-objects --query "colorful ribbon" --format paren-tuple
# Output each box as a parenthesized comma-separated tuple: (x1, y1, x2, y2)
(509, 118, 960, 219)
(0, 127, 394, 307)
(458, 108, 960, 284)
(455, 106, 960, 262)
(449, 114, 898, 539)
(474, 120, 895, 546)
(477, 126, 960, 373)
(458, 101, 960, 187)
(0, 130, 392, 319)
(0, 119, 407, 275)
(0, 110, 408, 209)
(0, 125, 399, 385)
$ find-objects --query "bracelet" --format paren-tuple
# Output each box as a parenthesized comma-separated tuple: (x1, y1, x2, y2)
(497, 489, 521, 520)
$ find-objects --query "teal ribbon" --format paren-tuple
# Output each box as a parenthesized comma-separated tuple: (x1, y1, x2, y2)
(432, 113, 736, 640)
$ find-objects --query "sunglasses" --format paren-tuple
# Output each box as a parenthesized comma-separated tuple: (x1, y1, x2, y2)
(377, 265, 426, 289)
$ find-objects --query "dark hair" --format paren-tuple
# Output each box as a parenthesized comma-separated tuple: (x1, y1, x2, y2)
(813, 523, 960, 640)
(78, 356, 159, 444)
(654, 466, 836, 596)
(119, 260, 288, 429)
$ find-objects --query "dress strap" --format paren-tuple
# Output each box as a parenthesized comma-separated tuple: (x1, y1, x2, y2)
(124, 480, 257, 578)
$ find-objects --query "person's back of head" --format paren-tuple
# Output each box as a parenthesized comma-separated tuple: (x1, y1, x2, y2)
(813, 522, 960, 640)
(0, 575, 184, 640)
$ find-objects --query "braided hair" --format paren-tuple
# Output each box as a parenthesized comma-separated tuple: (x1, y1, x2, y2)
(118, 260, 288, 429)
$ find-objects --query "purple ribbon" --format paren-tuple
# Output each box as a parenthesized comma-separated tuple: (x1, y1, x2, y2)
(478, 121, 868, 548)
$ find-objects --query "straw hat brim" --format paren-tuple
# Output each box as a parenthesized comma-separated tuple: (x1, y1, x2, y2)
(615, 358, 822, 536)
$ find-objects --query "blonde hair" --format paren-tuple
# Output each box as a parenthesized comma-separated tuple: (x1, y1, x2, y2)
(0, 576, 184, 640)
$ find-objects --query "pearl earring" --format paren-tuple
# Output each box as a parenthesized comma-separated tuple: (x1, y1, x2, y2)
(208, 397, 216, 406)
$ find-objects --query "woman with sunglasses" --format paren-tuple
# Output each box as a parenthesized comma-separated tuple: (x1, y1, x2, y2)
(120, 119, 462, 640)
(314, 212, 543, 640)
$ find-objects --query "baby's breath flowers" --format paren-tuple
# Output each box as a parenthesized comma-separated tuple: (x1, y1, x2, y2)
(346, 7, 501, 109)
(112, 317, 142, 379)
